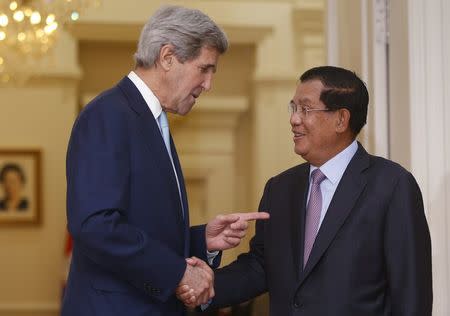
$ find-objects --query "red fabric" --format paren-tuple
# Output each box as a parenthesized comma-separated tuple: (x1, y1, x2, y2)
(62, 229, 72, 299)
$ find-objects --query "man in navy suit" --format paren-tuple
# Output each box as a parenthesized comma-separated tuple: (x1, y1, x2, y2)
(178, 66, 432, 315)
(62, 5, 268, 316)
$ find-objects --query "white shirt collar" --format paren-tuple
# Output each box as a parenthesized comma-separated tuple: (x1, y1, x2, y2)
(127, 71, 162, 120)
(310, 140, 358, 184)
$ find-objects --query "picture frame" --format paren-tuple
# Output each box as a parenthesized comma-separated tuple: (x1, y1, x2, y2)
(0, 149, 41, 226)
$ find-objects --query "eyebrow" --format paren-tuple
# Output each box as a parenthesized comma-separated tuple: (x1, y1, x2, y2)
(201, 64, 217, 73)
(296, 97, 314, 104)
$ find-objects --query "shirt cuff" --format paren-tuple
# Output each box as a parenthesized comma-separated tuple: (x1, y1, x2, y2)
(206, 250, 219, 266)
(201, 299, 212, 311)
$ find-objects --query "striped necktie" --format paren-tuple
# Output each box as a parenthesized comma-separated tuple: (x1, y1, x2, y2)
(303, 168, 327, 267)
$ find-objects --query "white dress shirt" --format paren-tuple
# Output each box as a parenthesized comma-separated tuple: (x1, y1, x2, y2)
(308, 140, 358, 228)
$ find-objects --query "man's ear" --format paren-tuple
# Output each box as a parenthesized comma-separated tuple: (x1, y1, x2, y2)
(159, 44, 175, 71)
(336, 108, 351, 133)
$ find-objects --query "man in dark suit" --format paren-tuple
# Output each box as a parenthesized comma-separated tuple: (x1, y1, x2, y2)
(178, 66, 433, 315)
(62, 5, 268, 316)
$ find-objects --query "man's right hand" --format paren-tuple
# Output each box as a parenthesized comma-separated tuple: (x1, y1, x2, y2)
(177, 257, 214, 307)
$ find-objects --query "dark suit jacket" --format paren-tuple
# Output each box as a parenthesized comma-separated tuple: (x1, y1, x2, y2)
(62, 77, 218, 316)
(212, 143, 432, 316)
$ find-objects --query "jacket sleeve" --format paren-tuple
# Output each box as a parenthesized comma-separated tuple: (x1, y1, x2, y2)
(208, 178, 273, 309)
(66, 103, 186, 302)
(189, 224, 222, 268)
(384, 171, 433, 315)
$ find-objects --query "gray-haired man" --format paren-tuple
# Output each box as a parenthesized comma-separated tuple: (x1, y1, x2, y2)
(62, 6, 269, 316)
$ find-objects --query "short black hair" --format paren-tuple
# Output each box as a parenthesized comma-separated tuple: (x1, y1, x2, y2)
(300, 66, 369, 135)
(0, 163, 26, 184)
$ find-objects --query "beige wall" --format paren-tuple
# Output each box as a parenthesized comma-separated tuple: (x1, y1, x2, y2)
(0, 1, 325, 316)
(0, 79, 77, 316)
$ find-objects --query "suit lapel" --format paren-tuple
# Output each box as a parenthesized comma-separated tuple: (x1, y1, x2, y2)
(290, 165, 310, 280)
(170, 135, 191, 256)
(117, 77, 185, 222)
(298, 144, 370, 286)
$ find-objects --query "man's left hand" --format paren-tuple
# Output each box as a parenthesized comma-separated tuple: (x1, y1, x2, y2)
(205, 211, 269, 251)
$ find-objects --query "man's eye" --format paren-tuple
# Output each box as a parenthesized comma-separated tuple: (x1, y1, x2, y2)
(199, 67, 208, 73)
(300, 105, 311, 111)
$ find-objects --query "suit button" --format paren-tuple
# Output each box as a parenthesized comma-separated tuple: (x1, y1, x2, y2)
(151, 288, 161, 295)
(144, 283, 161, 296)
(293, 301, 302, 308)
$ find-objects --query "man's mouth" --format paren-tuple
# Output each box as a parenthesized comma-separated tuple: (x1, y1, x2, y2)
(292, 131, 305, 139)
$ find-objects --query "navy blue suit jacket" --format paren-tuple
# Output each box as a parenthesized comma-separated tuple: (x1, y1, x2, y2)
(62, 77, 218, 316)
(211, 144, 432, 316)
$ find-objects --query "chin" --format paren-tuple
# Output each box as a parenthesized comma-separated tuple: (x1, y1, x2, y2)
(180, 103, 195, 115)
(294, 144, 307, 157)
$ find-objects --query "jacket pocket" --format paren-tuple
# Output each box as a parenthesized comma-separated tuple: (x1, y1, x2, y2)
(90, 272, 134, 293)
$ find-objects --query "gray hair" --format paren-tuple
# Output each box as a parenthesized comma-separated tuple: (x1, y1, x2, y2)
(134, 5, 228, 68)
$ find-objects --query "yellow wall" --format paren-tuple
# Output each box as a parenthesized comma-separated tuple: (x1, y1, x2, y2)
(0, 79, 77, 316)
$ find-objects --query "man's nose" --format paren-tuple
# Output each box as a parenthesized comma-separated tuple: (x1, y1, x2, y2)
(201, 74, 213, 92)
(290, 112, 302, 126)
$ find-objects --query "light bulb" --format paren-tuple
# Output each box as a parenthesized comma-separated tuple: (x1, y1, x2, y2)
(13, 10, 24, 22)
(24, 8, 32, 17)
(71, 12, 80, 21)
(0, 14, 9, 27)
(9, 1, 18, 11)
(46, 14, 55, 25)
(30, 12, 41, 25)
(44, 22, 58, 34)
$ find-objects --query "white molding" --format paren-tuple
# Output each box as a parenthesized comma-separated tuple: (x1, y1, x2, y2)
(0, 302, 59, 312)
(360, 0, 370, 148)
(408, 0, 428, 198)
(443, 0, 450, 307)
(71, 23, 273, 45)
(371, 0, 389, 158)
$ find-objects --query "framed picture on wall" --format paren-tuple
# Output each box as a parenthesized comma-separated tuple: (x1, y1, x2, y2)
(0, 149, 41, 225)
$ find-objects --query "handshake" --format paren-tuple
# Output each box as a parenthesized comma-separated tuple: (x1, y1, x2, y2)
(176, 256, 215, 308)
(176, 211, 270, 308)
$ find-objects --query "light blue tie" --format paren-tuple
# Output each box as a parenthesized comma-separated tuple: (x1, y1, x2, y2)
(158, 111, 173, 160)
(158, 111, 184, 218)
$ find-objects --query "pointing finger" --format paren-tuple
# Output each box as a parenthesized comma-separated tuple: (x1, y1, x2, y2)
(229, 220, 248, 231)
(216, 214, 240, 224)
(235, 211, 270, 222)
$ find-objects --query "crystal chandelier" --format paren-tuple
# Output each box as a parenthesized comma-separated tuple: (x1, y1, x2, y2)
(0, 0, 99, 84)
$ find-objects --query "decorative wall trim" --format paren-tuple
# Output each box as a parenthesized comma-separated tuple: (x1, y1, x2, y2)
(0, 302, 59, 314)
(360, 0, 370, 148)
(371, 0, 389, 158)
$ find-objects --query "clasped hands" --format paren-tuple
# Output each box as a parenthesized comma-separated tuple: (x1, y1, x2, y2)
(176, 212, 269, 308)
